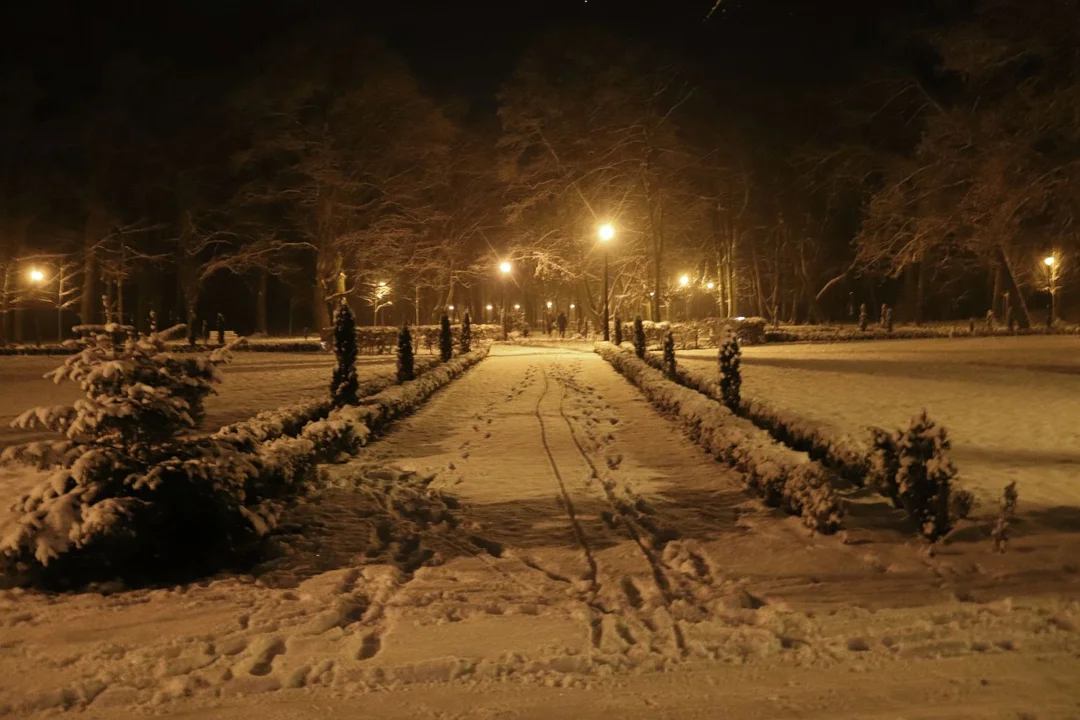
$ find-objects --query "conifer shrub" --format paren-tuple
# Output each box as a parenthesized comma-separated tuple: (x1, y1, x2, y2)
(991, 481, 1018, 553)
(718, 329, 741, 411)
(633, 315, 646, 359)
(869, 411, 957, 540)
(217, 312, 225, 345)
(858, 303, 868, 332)
(614, 314, 623, 346)
(460, 312, 472, 354)
(330, 302, 359, 407)
(884, 306, 894, 333)
(439, 313, 453, 362)
(662, 331, 676, 379)
(397, 324, 415, 383)
(0, 325, 266, 587)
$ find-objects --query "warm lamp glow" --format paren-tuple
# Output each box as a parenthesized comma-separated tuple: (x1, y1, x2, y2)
(546, 301, 553, 309)
(570, 303, 575, 309)
(486, 304, 493, 310)
(28, 269, 44, 283)
(597, 223, 616, 242)
(514, 304, 521, 310)
(679, 275, 690, 287)
(499, 261, 512, 274)
(706, 282, 715, 290)
(448, 305, 455, 311)
(377, 280, 387, 287)
(1044, 256, 1056, 267)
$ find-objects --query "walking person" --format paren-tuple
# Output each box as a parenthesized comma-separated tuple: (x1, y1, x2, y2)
(556, 311, 567, 339)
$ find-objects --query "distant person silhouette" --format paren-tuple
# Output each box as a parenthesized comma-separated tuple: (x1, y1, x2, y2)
(556, 312, 567, 339)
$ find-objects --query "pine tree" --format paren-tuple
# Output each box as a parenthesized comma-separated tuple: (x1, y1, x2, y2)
(633, 316, 646, 359)
(662, 331, 677, 379)
(439, 313, 453, 362)
(858, 303, 868, 332)
(884, 307, 894, 333)
(330, 301, 359, 407)
(991, 481, 1018, 552)
(718, 329, 741, 411)
(397, 324, 415, 383)
(460, 312, 472, 354)
(216, 312, 225, 345)
(614, 314, 623, 346)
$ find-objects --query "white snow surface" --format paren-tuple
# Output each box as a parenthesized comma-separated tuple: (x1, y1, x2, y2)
(679, 336, 1080, 508)
(1, 344, 1080, 718)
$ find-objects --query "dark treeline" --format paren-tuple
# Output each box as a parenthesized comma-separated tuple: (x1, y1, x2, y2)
(1, 0, 1076, 342)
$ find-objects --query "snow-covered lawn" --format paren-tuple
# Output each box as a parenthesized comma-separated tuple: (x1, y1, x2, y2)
(2, 345, 1080, 718)
(0, 352, 408, 448)
(679, 336, 1080, 508)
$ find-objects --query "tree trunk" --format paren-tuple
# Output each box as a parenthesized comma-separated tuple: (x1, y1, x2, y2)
(255, 267, 268, 334)
(995, 246, 1031, 329)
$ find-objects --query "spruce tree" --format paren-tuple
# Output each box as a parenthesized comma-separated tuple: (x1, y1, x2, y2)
(718, 329, 741, 411)
(613, 314, 623, 346)
(633, 315, 646, 359)
(216, 312, 225, 345)
(858, 303, 868, 332)
(439, 313, 453, 362)
(397, 324, 415, 383)
(330, 301, 359, 407)
(884, 307, 894, 333)
(662, 331, 676, 379)
(460, 312, 472, 354)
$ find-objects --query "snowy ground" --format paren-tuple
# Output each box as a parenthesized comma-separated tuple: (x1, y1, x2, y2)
(0, 351, 407, 448)
(679, 336, 1080, 509)
(2, 345, 1080, 718)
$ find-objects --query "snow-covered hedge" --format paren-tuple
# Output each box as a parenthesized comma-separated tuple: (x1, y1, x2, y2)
(596, 342, 841, 534)
(314, 323, 501, 355)
(620, 318, 767, 350)
(214, 356, 441, 449)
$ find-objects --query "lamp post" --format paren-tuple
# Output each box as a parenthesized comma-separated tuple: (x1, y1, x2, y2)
(486, 304, 493, 323)
(499, 261, 512, 340)
(679, 274, 690, 321)
(597, 223, 615, 341)
(1044, 254, 1060, 325)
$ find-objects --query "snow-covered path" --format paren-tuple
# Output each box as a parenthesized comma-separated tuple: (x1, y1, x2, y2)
(2, 345, 1080, 719)
(679, 336, 1080, 507)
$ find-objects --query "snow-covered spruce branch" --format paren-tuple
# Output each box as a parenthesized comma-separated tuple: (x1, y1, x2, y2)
(595, 342, 842, 534)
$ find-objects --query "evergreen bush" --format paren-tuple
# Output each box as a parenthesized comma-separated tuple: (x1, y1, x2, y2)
(0, 325, 265, 587)
(439, 313, 453, 362)
(662, 331, 676, 379)
(397, 324, 415, 383)
(614, 314, 623, 346)
(869, 411, 957, 540)
(460, 312, 472, 354)
(858, 303, 868, 332)
(884, 306, 894, 333)
(991, 481, 1018, 553)
(718, 329, 741, 411)
(217, 312, 225, 345)
(633, 315, 646, 359)
(330, 301, 359, 407)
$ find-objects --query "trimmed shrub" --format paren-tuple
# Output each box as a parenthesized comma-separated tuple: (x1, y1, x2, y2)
(397, 324, 415, 383)
(439, 313, 453, 362)
(858, 303, 868, 332)
(869, 411, 957, 540)
(633, 316, 646, 359)
(719, 330, 741, 411)
(217, 312, 225, 345)
(991, 481, 1018, 553)
(614, 314, 623, 346)
(460, 312, 472, 354)
(330, 302, 360, 407)
(662, 331, 676, 379)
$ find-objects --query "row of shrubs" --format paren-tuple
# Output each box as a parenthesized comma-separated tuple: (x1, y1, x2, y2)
(595, 341, 842, 534)
(647, 339, 973, 541)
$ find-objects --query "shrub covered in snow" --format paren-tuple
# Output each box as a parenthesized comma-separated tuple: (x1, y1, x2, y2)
(439, 314, 453, 362)
(330, 302, 360, 407)
(992, 481, 1018, 553)
(398, 325, 415, 383)
(718, 331, 741, 412)
(858, 303, 868, 332)
(662, 331, 677, 379)
(0, 325, 272, 586)
(595, 342, 842, 534)
(633, 316, 646, 358)
(869, 411, 958, 540)
(460, 312, 472, 354)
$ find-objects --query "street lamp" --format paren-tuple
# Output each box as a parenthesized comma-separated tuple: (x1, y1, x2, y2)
(597, 223, 616, 341)
(1044, 254, 1060, 325)
(486, 303, 493, 323)
(28, 268, 44, 283)
(546, 301, 553, 309)
(678, 275, 691, 321)
(706, 282, 715, 290)
(514, 303, 521, 310)
(499, 260, 512, 340)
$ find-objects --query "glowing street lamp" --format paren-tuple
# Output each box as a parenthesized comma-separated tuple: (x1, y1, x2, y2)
(546, 301, 553, 309)
(498, 260, 512, 339)
(499, 261, 512, 275)
(28, 268, 44, 283)
(486, 303, 494, 323)
(514, 303, 521, 311)
(679, 274, 690, 287)
(706, 281, 715, 290)
(1043, 254, 1061, 325)
(597, 223, 616, 341)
